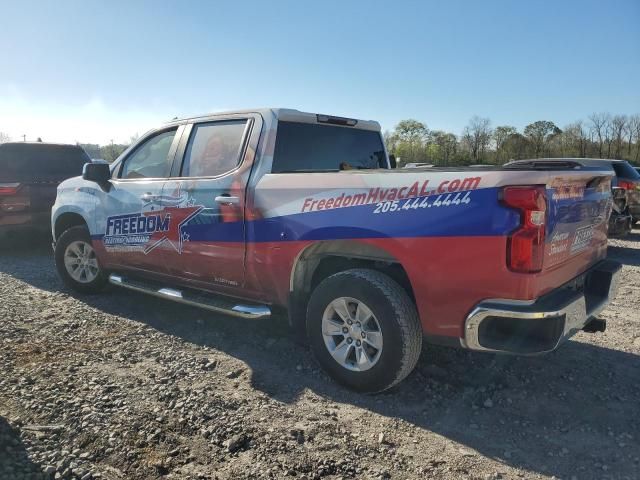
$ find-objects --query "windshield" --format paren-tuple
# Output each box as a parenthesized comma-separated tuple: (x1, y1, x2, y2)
(272, 121, 387, 173)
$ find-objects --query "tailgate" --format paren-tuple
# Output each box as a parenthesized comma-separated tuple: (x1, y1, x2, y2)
(0, 181, 58, 216)
(544, 173, 612, 270)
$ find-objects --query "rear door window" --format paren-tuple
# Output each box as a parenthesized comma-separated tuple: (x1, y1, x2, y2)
(272, 121, 387, 173)
(180, 120, 248, 177)
(119, 129, 177, 179)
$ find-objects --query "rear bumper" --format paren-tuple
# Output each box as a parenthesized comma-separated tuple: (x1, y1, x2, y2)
(0, 212, 51, 238)
(462, 259, 622, 354)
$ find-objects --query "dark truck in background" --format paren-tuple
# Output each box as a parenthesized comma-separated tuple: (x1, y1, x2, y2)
(0, 142, 91, 240)
(605, 159, 640, 224)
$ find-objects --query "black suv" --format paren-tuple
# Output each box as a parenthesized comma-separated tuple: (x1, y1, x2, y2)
(0, 142, 91, 239)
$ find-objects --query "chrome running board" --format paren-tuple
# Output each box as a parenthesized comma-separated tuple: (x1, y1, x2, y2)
(108, 274, 271, 319)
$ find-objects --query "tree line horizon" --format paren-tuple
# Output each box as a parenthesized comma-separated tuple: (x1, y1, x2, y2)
(384, 112, 640, 167)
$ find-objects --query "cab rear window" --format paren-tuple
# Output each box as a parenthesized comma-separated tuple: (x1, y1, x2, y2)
(272, 121, 387, 173)
(0, 143, 90, 181)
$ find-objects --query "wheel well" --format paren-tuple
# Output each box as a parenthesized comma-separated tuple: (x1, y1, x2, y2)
(288, 243, 416, 335)
(310, 256, 415, 302)
(54, 213, 87, 241)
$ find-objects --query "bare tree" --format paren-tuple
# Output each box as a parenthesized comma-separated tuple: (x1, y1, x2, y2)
(634, 115, 640, 162)
(563, 121, 588, 158)
(625, 114, 640, 160)
(610, 115, 627, 159)
(589, 113, 610, 158)
(0, 132, 10, 144)
(462, 116, 492, 163)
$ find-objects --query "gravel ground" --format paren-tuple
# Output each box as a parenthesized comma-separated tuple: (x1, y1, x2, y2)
(0, 231, 638, 480)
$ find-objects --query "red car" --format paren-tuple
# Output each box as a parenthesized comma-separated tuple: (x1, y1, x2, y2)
(0, 142, 91, 240)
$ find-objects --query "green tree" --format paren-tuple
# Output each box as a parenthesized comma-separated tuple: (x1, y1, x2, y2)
(493, 126, 517, 164)
(425, 143, 441, 164)
(502, 133, 529, 160)
(388, 119, 429, 165)
(431, 131, 458, 165)
(523, 120, 561, 158)
(395, 119, 429, 143)
(100, 143, 128, 163)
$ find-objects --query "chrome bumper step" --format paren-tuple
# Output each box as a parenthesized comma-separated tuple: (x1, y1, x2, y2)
(108, 274, 271, 319)
(462, 259, 621, 354)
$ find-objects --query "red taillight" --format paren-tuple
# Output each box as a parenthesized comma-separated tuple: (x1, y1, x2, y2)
(0, 183, 21, 195)
(501, 186, 547, 273)
(618, 180, 639, 191)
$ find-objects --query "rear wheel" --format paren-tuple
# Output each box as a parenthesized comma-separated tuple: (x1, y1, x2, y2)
(306, 268, 422, 393)
(55, 226, 108, 293)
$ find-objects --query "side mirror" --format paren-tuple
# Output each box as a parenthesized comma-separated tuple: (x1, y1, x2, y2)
(82, 162, 111, 185)
(388, 154, 397, 169)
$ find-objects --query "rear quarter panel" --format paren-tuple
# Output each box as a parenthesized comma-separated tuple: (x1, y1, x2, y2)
(247, 168, 612, 338)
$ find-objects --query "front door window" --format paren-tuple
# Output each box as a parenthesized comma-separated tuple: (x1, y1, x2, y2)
(120, 129, 177, 179)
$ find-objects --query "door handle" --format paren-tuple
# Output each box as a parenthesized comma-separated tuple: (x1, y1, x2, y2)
(140, 192, 158, 202)
(215, 195, 240, 206)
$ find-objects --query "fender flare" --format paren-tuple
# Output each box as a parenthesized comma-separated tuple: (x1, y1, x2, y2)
(287, 239, 411, 335)
(289, 239, 397, 293)
(53, 208, 90, 241)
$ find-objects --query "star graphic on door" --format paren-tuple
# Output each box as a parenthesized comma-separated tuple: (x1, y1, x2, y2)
(141, 185, 203, 254)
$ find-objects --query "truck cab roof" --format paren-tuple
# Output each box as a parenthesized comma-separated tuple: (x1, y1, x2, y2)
(165, 108, 382, 132)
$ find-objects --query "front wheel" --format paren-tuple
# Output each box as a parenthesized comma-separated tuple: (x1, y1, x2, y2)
(306, 268, 422, 393)
(55, 225, 108, 293)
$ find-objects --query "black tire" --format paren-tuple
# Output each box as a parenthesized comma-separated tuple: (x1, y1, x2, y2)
(306, 268, 422, 393)
(55, 225, 108, 294)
